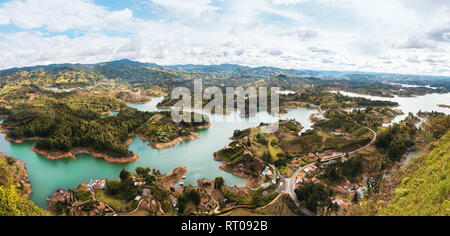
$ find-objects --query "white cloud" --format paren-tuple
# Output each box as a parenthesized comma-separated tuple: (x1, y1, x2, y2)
(150, 0, 218, 19)
(0, 0, 449, 76)
(0, 0, 134, 32)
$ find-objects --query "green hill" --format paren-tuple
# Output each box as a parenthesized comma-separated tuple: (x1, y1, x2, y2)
(345, 130, 449, 216)
(377, 131, 449, 216)
(0, 154, 49, 216)
(0, 59, 194, 89)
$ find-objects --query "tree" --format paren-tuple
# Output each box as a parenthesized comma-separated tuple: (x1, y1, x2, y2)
(119, 169, 131, 181)
(106, 180, 121, 195)
(0, 186, 49, 216)
(215, 177, 224, 189)
(262, 151, 273, 163)
(352, 191, 360, 204)
(135, 167, 151, 176)
(295, 182, 336, 213)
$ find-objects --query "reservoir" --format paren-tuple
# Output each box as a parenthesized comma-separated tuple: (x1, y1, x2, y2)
(2, 92, 448, 208)
(330, 91, 450, 124)
(0, 97, 316, 208)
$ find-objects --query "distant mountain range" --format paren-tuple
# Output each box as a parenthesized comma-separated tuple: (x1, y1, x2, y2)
(1, 59, 449, 87)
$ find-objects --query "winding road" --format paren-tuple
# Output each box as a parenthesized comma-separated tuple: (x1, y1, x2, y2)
(280, 125, 377, 216)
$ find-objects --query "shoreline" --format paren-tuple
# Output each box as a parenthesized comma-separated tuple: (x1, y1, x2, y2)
(5, 136, 44, 144)
(144, 134, 201, 150)
(137, 122, 212, 150)
(213, 152, 261, 189)
(30, 147, 139, 163)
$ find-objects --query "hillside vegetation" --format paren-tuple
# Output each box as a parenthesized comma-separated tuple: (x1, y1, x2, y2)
(344, 130, 449, 216)
(378, 131, 449, 216)
(0, 154, 49, 216)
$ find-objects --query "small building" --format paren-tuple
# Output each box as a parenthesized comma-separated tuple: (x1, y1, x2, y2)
(134, 182, 145, 187)
(262, 169, 273, 177)
(261, 183, 270, 189)
(305, 165, 318, 173)
(169, 195, 177, 207)
(142, 189, 151, 197)
(296, 173, 307, 184)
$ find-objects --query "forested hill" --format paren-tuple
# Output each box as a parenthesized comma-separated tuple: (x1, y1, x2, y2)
(165, 64, 450, 86)
(343, 115, 450, 216)
(2, 60, 449, 88)
(0, 59, 195, 88)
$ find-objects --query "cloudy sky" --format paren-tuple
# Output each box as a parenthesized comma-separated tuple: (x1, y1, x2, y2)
(0, 0, 449, 75)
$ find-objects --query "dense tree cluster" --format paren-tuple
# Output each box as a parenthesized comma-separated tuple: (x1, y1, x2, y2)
(375, 123, 417, 162)
(295, 182, 338, 213)
(321, 157, 364, 183)
(334, 93, 398, 107)
(176, 188, 201, 215)
(3, 93, 209, 158)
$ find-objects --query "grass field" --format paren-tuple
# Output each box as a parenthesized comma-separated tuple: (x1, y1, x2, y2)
(95, 190, 136, 213)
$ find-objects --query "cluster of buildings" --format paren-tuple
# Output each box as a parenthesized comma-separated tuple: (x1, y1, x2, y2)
(331, 197, 350, 209)
(318, 151, 346, 166)
(87, 179, 106, 191)
(296, 165, 319, 184)
(260, 166, 278, 189)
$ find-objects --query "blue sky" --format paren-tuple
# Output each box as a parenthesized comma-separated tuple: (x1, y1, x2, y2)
(0, 0, 449, 75)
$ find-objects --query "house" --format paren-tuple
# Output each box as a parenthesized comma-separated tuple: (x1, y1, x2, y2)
(325, 150, 334, 156)
(134, 182, 145, 187)
(91, 183, 102, 191)
(308, 153, 316, 159)
(332, 198, 344, 205)
(305, 165, 318, 173)
(296, 173, 307, 184)
(169, 195, 177, 207)
(311, 177, 319, 183)
(142, 189, 151, 197)
(135, 196, 142, 201)
(262, 169, 273, 177)
(224, 145, 232, 150)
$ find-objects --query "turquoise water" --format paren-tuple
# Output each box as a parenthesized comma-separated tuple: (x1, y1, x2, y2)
(0, 97, 316, 208)
(331, 91, 450, 125)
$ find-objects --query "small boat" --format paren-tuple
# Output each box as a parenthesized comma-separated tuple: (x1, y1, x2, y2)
(182, 176, 186, 179)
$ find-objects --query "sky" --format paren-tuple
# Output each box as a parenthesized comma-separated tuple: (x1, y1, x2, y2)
(0, 0, 449, 76)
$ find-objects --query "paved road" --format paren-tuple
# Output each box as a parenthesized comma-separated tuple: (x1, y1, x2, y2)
(226, 125, 377, 216)
(350, 126, 377, 154)
(281, 164, 315, 216)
